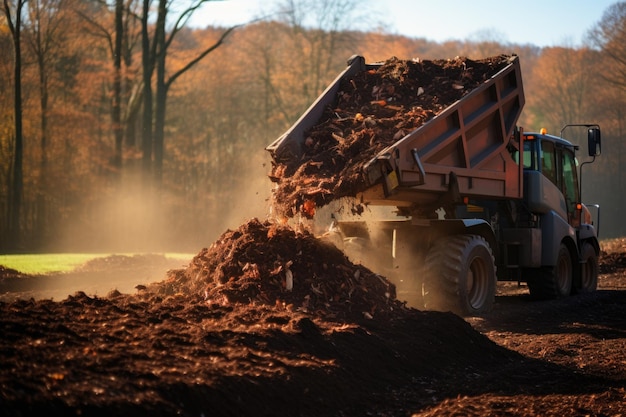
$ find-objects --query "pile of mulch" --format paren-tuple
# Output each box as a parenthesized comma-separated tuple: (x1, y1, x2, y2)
(151, 218, 402, 321)
(1, 221, 626, 416)
(0, 218, 534, 417)
(269, 55, 514, 217)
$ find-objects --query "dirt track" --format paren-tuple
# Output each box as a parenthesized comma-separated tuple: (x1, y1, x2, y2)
(0, 228, 625, 416)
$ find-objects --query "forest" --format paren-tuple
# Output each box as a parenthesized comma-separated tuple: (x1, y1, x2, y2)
(1, 0, 626, 253)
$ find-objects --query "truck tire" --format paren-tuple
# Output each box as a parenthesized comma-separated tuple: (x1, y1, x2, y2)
(422, 234, 496, 316)
(576, 242, 598, 293)
(527, 243, 572, 299)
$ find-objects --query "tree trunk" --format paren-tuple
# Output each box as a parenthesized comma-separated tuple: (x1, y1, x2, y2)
(3, 0, 25, 249)
(36, 25, 49, 243)
(153, 80, 166, 185)
(142, 0, 237, 188)
(140, 0, 153, 182)
(112, 0, 124, 173)
(153, 0, 167, 185)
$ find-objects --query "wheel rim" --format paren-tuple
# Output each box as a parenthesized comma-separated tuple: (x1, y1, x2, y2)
(467, 256, 489, 310)
(556, 249, 572, 294)
(582, 262, 590, 288)
(581, 257, 597, 290)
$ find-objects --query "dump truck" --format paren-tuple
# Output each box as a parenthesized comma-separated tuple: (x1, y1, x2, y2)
(266, 55, 602, 316)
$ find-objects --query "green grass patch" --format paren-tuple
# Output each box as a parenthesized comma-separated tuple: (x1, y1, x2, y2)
(0, 253, 193, 275)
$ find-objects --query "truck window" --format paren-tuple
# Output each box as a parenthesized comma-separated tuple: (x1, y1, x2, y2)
(515, 139, 537, 169)
(541, 140, 558, 186)
(561, 149, 580, 224)
(523, 148, 534, 169)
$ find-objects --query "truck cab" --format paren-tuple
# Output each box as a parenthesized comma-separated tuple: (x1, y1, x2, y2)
(500, 128, 601, 301)
(520, 132, 581, 227)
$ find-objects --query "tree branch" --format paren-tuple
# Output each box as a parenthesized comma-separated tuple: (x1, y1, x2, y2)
(165, 24, 239, 90)
(2, 0, 17, 36)
(75, 8, 115, 56)
(164, 0, 206, 50)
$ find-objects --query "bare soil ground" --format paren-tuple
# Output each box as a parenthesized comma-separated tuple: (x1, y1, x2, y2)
(1, 221, 625, 417)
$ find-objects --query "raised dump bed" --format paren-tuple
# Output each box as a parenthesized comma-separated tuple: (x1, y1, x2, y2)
(361, 55, 525, 208)
(267, 55, 525, 216)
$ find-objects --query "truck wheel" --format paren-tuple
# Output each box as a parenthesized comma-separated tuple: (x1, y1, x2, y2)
(422, 234, 496, 316)
(528, 243, 572, 299)
(554, 243, 573, 296)
(576, 242, 598, 293)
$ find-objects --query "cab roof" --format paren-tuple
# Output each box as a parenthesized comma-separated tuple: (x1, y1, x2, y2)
(523, 132, 578, 151)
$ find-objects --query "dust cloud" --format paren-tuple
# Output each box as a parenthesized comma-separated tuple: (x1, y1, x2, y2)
(53, 162, 273, 254)
(6, 160, 275, 300)
(310, 201, 425, 308)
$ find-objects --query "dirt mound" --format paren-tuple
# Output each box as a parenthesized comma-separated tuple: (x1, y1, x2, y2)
(151, 218, 401, 321)
(0, 265, 29, 280)
(0, 254, 186, 303)
(76, 254, 177, 273)
(269, 55, 514, 217)
(599, 251, 626, 274)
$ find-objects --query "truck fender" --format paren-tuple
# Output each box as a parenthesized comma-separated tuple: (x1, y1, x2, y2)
(540, 211, 576, 266)
(576, 222, 599, 261)
(578, 223, 597, 242)
(428, 219, 498, 258)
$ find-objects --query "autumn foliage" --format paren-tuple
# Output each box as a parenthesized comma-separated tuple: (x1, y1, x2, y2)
(0, 2, 624, 252)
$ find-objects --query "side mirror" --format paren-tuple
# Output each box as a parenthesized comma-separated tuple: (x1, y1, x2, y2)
(588, 127, 601, 157)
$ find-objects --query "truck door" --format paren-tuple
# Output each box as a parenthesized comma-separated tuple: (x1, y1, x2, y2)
(559, 148, 581, 227)
(540, 140, 558, 186)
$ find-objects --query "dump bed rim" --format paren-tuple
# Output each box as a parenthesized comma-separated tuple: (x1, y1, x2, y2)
(362, 55, 522, 175)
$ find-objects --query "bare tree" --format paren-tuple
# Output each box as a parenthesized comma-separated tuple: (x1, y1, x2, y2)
(141, 0, 238, 184)
(526, 47, 596, 132)
(275, 0, 363, 109)
(2, 0, 26, 249)
(23, 0, 75, 238)
(233, 0, 366, 144)
(587, 2, 626, 234)
(588, 2, 626, 89)
(112, 0, 124, 169)
(140, 0, 153, 178)
(76, 0, 142, 174)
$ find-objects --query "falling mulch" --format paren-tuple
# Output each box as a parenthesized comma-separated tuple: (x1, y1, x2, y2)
(269, 55, 514, 217)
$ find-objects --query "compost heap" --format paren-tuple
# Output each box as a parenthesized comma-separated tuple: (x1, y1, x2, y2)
(269, 55, 514, 218)
(152, 218, 402, 321)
